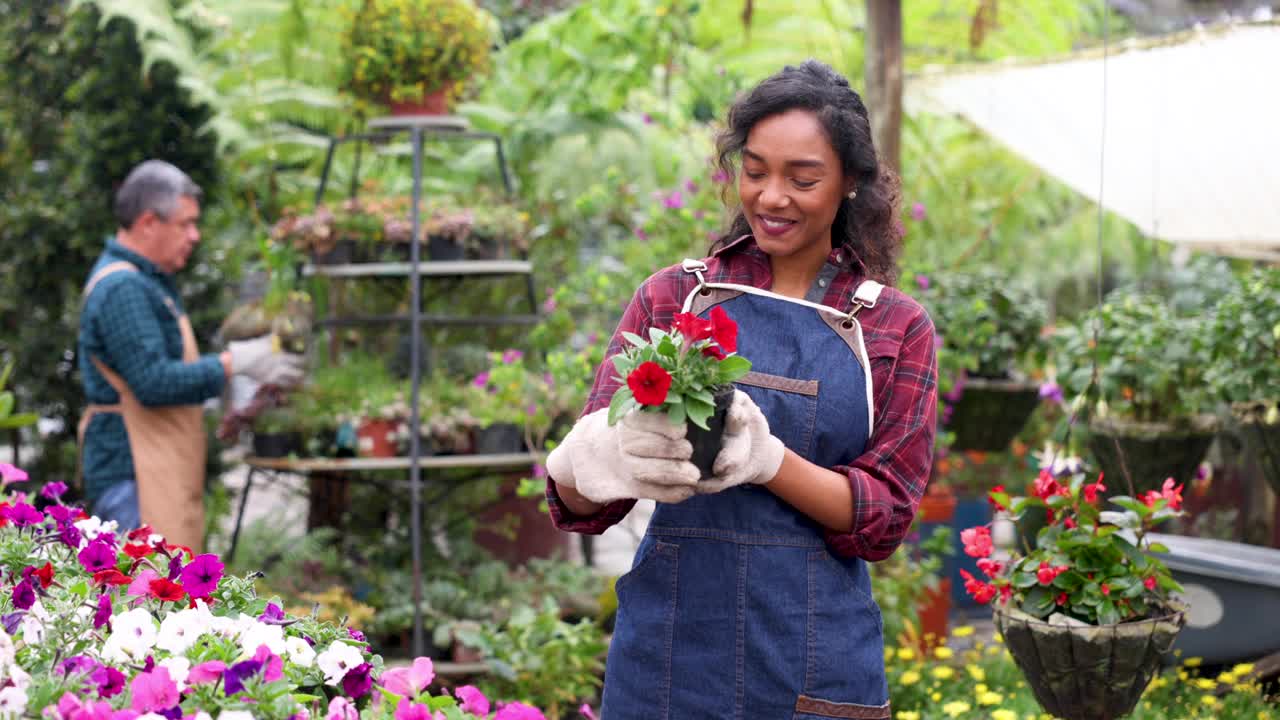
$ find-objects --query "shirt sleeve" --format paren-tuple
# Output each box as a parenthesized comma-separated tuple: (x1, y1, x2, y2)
(544, 282, 657, 534)
(825, 306, 938, 560)
(93, 278, 226, 407)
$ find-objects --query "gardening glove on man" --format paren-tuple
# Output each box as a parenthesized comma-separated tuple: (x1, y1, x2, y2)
(700, 390, 786, 494)
(546, 407, 700, 505)
(227, 336, 306, 389)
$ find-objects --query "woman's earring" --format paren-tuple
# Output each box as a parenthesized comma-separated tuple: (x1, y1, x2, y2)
(846, 189, 858, 200)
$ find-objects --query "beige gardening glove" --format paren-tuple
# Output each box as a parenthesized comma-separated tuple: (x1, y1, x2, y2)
(699, 390, 787, 494)
(227, 336, 306, 389)
(546, 407, 701, 504)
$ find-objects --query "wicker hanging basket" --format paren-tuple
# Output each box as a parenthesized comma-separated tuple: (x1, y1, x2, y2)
(1086, 415, 1218, 495)
(1232, 401, 1280, 495)
(995, 606, 1185, 720)
(945, 375, 1042, 452)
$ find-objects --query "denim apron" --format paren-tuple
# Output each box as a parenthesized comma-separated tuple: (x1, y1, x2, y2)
(601, 259, 890, 720)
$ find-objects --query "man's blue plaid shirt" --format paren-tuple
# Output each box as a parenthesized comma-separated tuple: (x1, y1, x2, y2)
(77, 239, 225, 500)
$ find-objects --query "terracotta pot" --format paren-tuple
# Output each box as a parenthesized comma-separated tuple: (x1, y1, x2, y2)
(357, 418, 399, 458)
(389, 88, 450, 116)
(918, 483, 957, 523)
(473, 474, 569, 566)
(916, 577, 952, 652)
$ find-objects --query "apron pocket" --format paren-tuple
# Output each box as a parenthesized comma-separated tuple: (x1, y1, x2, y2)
(604, 539, 680, 719)
(802, 550, 889, 709)
(793, 695, 891, 719)
(735, 371, 819, 458)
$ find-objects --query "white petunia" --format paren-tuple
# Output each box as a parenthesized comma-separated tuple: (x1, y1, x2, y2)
(285, 636, 316, 668)
(108, 608, 158, 660)
(238, 621, 286, 657)
(218, 711, 255, 720)
(315, 642, 365, 685)
(0, 629, 14, 667)
(20, 614, 43, 646)
(158, 657, 191, 692)
(73, 516, 117, 543)
(0, 686, 27, 717)
(4, 665, 29, 690)
(156, 610, 206, 654)
(192, 713, 213, 720)
(137, 714, 168, 720)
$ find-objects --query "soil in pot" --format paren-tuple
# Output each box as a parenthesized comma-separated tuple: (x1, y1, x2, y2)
(945, 374, 1042, 452)
(253, 431, 302, 458)
(689, 388, 735, 481)
(473, 423, 525, 454)
(388, 88, 450, 116)
(428, 235, 465, 261)
(1087, 415, 1218, 495)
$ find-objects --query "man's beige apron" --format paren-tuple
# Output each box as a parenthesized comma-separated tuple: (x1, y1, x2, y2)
(77, 261, 206, 552)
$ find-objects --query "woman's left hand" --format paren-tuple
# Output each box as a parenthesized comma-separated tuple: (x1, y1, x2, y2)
(699, 390, 786, 493)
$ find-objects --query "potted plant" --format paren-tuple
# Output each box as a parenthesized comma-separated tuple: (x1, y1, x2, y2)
(468, 350, 531, 454)
(1054, 292, 1219, 494)
(338, 0, 495, 116)
(916, 268, 1049, 452)
(253, 404, 305, 458)
(962, 447, 1186, 720)
(1204, 267, 1280, 493)
(425, 200, 476, 261)
(606, 306, 750, 479)
(468, 201, 530, 260)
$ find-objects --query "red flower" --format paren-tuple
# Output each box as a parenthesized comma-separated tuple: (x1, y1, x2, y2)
(123, 543, 153, 560)
(1083, 477, 1106, 504)
(976, 558, 1004, 578)
(1100, 583, 1111, 596)
(93, 569, 133, 586)
(33, 562, 54, 589)
(1056, 592, 1069, 606)
(998, 584, 1013, 604)
(671, 313, 712, 342)
(987, 485, 1006, 511)
(627, 362, 673, 406)
(1036, 562, 1068, 585)
(148, 578, 186, 602)
(708, 306, 738, 354)
(701, 345, 726, 360)
(0, 502, 9, 528)
(959, 569, 997, 604)
(1064, 517, 1077, 530)
(960, 526, 993, 558)
(127, 525, 155, 542)
(1159, 478, 1184, 511)
(1144, 576, 1157, 591)
(1033, 470, 1061, 500)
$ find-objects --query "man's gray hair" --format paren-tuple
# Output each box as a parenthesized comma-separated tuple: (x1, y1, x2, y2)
(113, 160, 203, 229)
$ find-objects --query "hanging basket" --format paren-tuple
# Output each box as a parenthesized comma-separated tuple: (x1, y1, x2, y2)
(945, 375, 1042, 452)
(1087, 415, 1218, 494)
(1232, 401, 1280, 495)
(995, 606, 1185, 720)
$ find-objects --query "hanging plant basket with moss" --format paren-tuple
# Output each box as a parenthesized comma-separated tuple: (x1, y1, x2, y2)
(1232, 400, 1280, 494)
(1086, 414, 1219, 495)
(944, 372, 1043, 452)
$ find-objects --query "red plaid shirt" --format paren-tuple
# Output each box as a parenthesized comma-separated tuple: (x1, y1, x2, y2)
(546, 236, 938, 561)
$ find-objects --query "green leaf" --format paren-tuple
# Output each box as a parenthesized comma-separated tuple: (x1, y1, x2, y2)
(622, 331, 648, 348)
(1021, 586, 1055, 618)
(1147, 542, 1170, 554)
(427, 695, 459, 711)
(716, 355, 751, 382)
(648, 327, 666, 345)
(0, 413, 38, 429)
(0, 392, 12, 418)
(1109, 496, 1150, 516)
(657, 335, 678, 358)
(667, 402, 687, 426)
(685, 397, 714, 430)
(689, 389, 715, 406)
(1012, 571, 1038, 589)
(607, 389, 637, 426)
(1097, 601, 1121, 626)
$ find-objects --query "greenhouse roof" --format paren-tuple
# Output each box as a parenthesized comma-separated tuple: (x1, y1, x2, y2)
(911, 22, 1280, 262)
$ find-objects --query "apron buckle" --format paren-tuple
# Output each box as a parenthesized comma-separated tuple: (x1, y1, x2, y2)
(681, 258, 711, 296)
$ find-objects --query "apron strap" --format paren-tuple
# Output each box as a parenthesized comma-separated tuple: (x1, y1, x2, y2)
(82, 261, 140, 307)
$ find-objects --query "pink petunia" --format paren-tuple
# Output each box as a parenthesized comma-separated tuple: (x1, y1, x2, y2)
(126, 569, 160, 598)
(394, 700, 432, 720)
(382, 657, 435, 698)
(493, 702, 548, 720)
(178, 554, 223, 598)
(129, 667, 178, 713)
(77, 539, 116, 574)
(455, 685, 489, 716)
(187, 660, 227, 685)
(0, 463, 28, 485)
(4, 502, 44, 527)
(326, 697, 358, 720)
(254, 644, 284, 682)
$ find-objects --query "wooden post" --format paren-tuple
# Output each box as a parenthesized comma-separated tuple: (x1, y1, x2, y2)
(863, 0, 903, 172)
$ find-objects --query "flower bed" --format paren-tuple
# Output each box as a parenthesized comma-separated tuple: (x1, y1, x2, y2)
(0, 473, 551, 720)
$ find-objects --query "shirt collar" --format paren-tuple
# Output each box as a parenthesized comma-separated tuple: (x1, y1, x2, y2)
(712, 233, 868, 274)
(106, 238, 166, 278)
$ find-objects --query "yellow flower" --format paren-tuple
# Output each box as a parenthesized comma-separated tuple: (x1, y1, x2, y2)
(1195, 678, 1217, 690)
(897, 648, 916, 661)
(900, 670, 921, 686)
(1185, 656, 1203, 667)
(895, 713, 921, 720)
(993, 632, 1003, 644)
(952, 625, 975, 638)
(992, 711, 1017, 720)
(978, 691, 1004, 706)
(1234, 663, 1256, 676)
(934, 646, 954, 660)
(1217, 671, 1237, 684)
(1201, 695, 1219, 707)
(987, 645, 1003, 655)
(654, 4, 668, 16)
(884, 648, 894, 662)
(975, 684, 988, 695)
(931, 666, 955, 680)
(942, 701, 971, 717)
(931, 692, 942, 702)
(967, 665, 986, 682)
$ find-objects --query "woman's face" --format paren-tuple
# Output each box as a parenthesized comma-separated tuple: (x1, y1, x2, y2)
(738, 109, 852, 264)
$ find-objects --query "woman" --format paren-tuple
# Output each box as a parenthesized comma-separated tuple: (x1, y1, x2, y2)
(545, 60, 938, 720)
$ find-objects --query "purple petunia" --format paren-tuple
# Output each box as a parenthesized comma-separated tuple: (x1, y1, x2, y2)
(341, 662, 373, 699)
(178, 554, 223, 598)
(92, 665, 127, 698)
(223, 658, 262, 696)
(59, 655, 102, 677)
(78, 539, 116, 574)
(41, 481, 69, 500)
(11, 580, 35, 610)
(5, 502, 44, 527)
(258, 602, 287, 625)
(59, 521, 83, 549)
(94, 593, 113, 630)
(347, 627, 366, 643)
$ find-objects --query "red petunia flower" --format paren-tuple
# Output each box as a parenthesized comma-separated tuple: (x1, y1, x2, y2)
(671, 313, 712, 343)
(708, 306, 738, 354)
(126, 525, 155, 542)
(123, 543, 153, 560)
(148, 578, 187, 602)
(33, 562, 54, 589)
(627, 361, 672, 406)
(92, 569, 133, 586)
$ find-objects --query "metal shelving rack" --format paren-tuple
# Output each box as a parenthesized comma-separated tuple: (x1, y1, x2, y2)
(259, 114, 537, 658)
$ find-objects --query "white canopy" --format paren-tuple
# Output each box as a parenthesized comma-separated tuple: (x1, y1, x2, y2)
(911, 23, 1280, 262)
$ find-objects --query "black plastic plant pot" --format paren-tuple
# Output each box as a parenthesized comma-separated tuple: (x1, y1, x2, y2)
(995, 606, 1185, 720)
(689, 388, 735, 481)
(474, 423, 525, 455)
(427, 235, 465, 261)
(252, 431, 302, 458)
(312, 239, 354, 266)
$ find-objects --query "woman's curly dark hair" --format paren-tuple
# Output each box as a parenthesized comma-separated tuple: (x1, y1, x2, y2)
(712, 59, 903, 285)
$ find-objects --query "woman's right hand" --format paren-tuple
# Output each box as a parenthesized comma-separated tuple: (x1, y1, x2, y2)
(546, 408, 701, 505)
